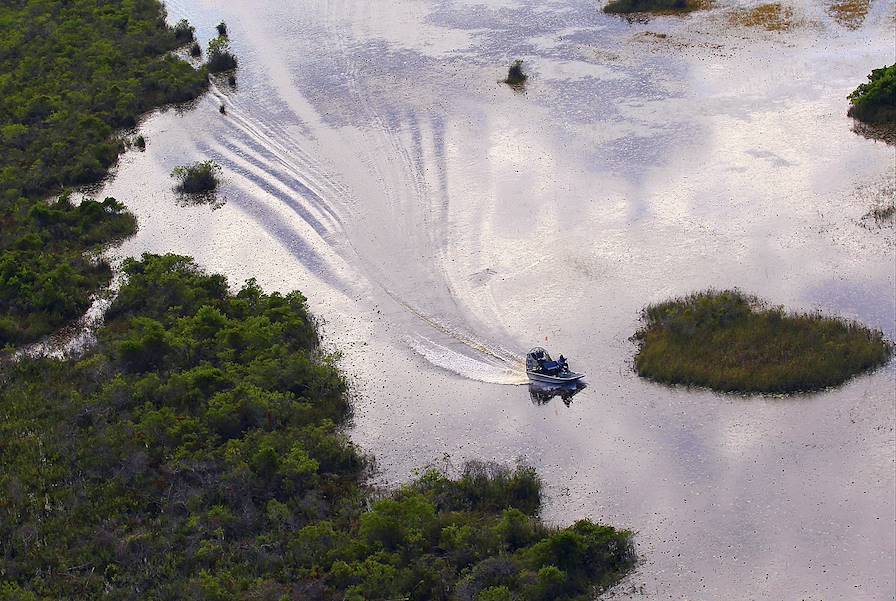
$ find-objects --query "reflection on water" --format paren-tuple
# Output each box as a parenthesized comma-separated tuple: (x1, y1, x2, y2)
(529, 381, 588, 406)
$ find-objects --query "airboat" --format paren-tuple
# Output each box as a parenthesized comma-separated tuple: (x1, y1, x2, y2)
(525, 347, 585, 383)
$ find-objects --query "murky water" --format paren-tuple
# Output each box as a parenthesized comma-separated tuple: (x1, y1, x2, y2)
(96, 0, 895, 598)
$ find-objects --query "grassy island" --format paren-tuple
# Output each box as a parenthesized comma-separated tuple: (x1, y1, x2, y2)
(603, 0, 700, 14)
(0, 0, 208, 345)
(848, 64, 896, 125)
(633, 290, 892, 393)
(0, 254, 635, 599)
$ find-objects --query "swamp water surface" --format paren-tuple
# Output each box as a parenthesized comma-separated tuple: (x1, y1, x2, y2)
(96, 0, 895, 597)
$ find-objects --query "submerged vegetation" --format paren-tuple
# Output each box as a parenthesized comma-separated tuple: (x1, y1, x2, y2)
(172, 160, 223, 194)
(504, 60, 528, 87)
(0, 254, 635, 599)
(633, 290, 892, 393)
(0, 0, 208, 344)
(603, 0, 698, 14)
(848, 64, 896, 125)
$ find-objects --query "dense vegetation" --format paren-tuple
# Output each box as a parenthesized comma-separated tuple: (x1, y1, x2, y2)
(603, 0, 696, 14)
(848, 64, 896, 125)
(633, 290, 892, 393)
(0, 0, 209, 345)
(0, 194, 136, 345)
(0, 254, 635, 599)
(172, 160, 223, 194)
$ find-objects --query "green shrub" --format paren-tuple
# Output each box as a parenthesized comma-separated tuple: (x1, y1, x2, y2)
(848, 64, 896, 124)
(208, 37, 238, 73)
(190, 41, 202, 57)
(216, 21, 228, 37)
(171, 160, 222, 194)
(633, 289, 893, 393)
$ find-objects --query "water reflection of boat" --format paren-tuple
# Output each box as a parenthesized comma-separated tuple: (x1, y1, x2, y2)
(526, 347, 585, 383)
(529, 381, 587, 406)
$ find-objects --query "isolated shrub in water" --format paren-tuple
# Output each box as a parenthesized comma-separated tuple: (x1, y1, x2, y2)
(504, 60, 527, 86)
(171, 160, 222, 194)
(216, 21, 228, 37)
(207, 37, 237, 73)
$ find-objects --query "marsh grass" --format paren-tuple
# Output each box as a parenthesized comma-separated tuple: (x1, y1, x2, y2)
(728, 3, 795, 30)
(827, 0, 870, 29)
(171, 160, 221, 194)
(633, 290, 892, 393)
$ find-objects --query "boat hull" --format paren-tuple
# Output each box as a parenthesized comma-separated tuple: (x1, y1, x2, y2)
(526, 370, 585, 384)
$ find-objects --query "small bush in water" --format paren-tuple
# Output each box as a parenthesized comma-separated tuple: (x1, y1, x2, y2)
(207, 37, 237, 73)
(216, 21, 228, 37)
(504, 60, 527, 86)
(171, 160, 222, 194)
(633, 289, 893, 393)
(134, 135, 146, 150)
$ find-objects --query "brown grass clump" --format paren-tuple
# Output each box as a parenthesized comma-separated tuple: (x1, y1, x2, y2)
(633, 290, 892, 394)
(827, 0, 870, 29)
(729, 3, 795, 31)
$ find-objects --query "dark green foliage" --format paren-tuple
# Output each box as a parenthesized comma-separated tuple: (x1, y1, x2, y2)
(0, 0, 208, 198)
(171, 160, 222, 194)
(603, 0, 691, 13)
(190, 41, 202, 57)
(0, 254, 635, 599)
(633, 290, 893, 393)
(135, 134, 146, 150)
(174, 18, 196, 44)
(0, 195, 136, 345)
(0, 0, 208, 345)
(207, 37, 238, 73)
(848, 64, 896, 124)
(216, 21, 228, 37)
(504, 60, 527, 86)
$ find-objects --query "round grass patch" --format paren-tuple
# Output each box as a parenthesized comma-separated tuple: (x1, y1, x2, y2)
(633, 290, 893, 393)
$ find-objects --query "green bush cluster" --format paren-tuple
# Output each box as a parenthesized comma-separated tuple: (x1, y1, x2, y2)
(0, 0, 209, 345)
(848, 64, 896, 124)
(603, 0, 692, 14)
(172, 160, 222, 194)
(0, 254, 635, 599)
(208, 37, 238, 73)
(633, 290, 893, 393)
(504, 60, 527, 86)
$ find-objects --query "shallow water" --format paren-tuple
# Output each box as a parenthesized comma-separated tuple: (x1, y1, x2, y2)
(97, 0, 895, 597)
